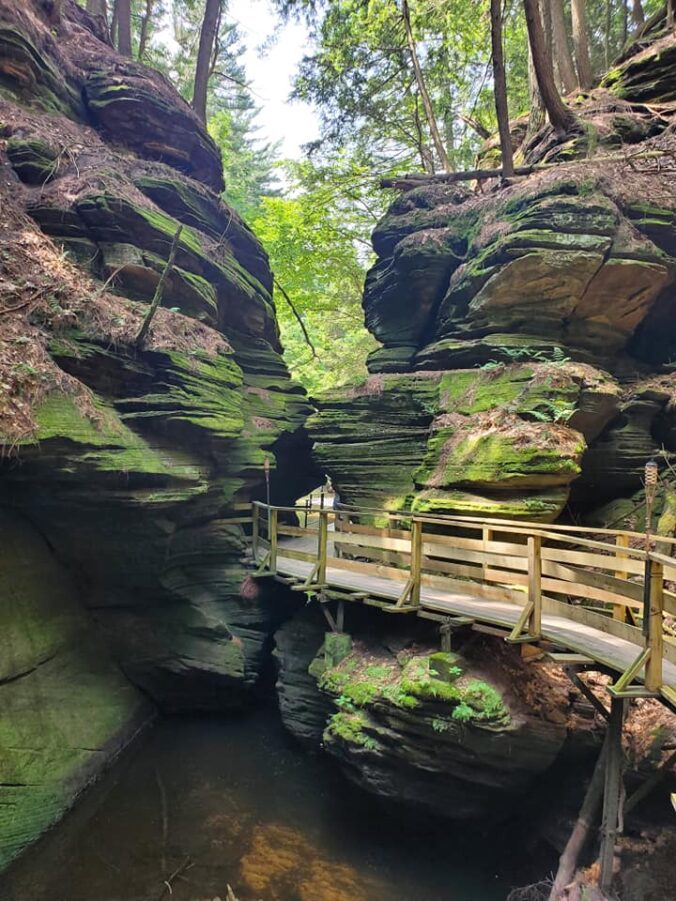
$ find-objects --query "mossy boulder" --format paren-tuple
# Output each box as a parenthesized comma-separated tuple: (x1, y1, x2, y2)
(314, 643, 565, 820)
(83, 69, 224, 191)
(309, 363, 618, 521)
(602, 32, 676, 104)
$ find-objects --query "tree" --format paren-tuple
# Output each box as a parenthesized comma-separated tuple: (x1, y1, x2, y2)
(571, 0, 593, 89)
(401, 0, 452, 172)
(86, 0, 108, 16)
(550, 0, 577, 93)
(192, 0, 223, 122)
(115, 0, 133, 56)
(523, 0, 576, 133)
(490, 0, 514, 176)
(251, 160, 377, 394)
(138, 0, 156, 60)
(632, 0, 645, 28)
(526, 0, 549, 139)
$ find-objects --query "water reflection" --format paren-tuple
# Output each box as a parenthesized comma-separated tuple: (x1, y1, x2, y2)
(3, 708, 513, 901)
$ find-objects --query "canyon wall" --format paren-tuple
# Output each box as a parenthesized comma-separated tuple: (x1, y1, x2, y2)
(309, 19, 676, 528)
(0, 0, 314, 866)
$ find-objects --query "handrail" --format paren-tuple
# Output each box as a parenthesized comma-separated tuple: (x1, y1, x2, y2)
(251, 500, 675, 548)
(251, 501, 673, 694)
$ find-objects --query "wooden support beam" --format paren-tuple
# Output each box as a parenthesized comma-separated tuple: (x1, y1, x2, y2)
(251, 503, 259, 559)
(528, 533, 543, 639)
(410, 518, 422, 607)
(544, 652, 596, 666)
(321, 604, 339, 633)
(269, 507, 278, 574)
(645, 560, 664, 693)
(317, 509, 329, 586)
(337, 600, 345, 633)
(614, 534, 630, 621)
(599, 696, 626, 895)
(567, 668, 611, 721)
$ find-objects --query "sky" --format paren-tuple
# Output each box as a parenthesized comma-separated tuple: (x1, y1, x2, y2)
(228, 0, 319, 159)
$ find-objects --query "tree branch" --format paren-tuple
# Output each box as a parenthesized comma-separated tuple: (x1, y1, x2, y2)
(135, 225, 183, 349)
(273, 277, 317, 358)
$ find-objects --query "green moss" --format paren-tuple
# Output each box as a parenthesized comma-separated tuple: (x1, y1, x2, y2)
(6, 136, 59, 184)
(325, 711, 379, 750)
(319, 651, 510, 728)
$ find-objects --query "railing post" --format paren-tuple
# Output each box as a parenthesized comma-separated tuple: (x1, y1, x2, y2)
(599, 696, 626, 895)
(645, 559, 664, 693)
(528, 533, 542, 638)
(482, 526, 492, 582)
(614, 534, 629, 621)
(269, 506, 278, 574)
(252, 503, 259, 560)
(317, 509, 328, 585)
(410, 518, 422, 607)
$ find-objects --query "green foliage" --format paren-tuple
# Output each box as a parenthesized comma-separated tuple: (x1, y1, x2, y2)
(326, 711, 379, 750)
(250, 159, 378, 394)
(520, 399, 577, 423)
(431, 716, 451, 733)
(451, 702, 474, 723)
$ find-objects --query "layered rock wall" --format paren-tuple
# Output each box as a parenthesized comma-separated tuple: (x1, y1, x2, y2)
(309, 23, 676, 525)
(0, 0, 314, 865)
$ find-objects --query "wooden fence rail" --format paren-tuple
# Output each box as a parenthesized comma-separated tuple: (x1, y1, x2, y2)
(250, 502, 676, 695)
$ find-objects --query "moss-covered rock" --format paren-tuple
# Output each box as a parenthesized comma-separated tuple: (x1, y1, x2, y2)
(309, 363, 618, 521)
(314, 642, 565, 820)
(0, 0, 316, 867)
(0, 508, 151, 869)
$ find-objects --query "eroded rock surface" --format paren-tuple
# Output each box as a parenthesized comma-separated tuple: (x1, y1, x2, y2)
(309, 29, 676, 523)
(0, 0, 314, 864)
(274, 607, 579, 820)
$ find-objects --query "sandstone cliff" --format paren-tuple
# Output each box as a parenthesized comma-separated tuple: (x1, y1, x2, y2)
(309, 14, 676, 527)
(0, 0, 314, 866)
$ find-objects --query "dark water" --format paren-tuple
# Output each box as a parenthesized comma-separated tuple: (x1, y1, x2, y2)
(3, 709, 528, 901)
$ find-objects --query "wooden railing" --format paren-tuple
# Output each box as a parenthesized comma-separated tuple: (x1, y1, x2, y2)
(250, 502, 676, 696)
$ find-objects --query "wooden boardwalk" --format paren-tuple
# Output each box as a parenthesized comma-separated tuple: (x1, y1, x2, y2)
(250, 503, 676, 707)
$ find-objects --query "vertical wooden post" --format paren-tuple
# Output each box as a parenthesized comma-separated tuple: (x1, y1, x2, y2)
(269, 507, 278, 574)
(337, 600, 345, 633)
(317, 509, 328, 585)
(614, 534, 629, 621)
(410, 518, 422, 607)
(482, 526, 493, 582)
(528, 533, 542, 638)
(252, 503, 259, 560)
(645, 559, 664, 694)
(599, 696, 626, 894)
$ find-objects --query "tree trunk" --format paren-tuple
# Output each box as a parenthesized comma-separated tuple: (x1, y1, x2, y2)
(548, 741, 609, 901)
(526, 0, 549, 139)
(412, 96, 435, 174)
(401, 0, 452, 172)
(524, 0, 577, 133)
(632, 0, 645, 29)
(604, 0, 611, 68)
(571, 0, 594, 90)
(490, 0, 514, 176)
(550, 0, 577, 94)
(115, 0, 132, 56)
(138, 0, 155, 60)
(192, 0, 222, 123)
(86, 0, 108, 16)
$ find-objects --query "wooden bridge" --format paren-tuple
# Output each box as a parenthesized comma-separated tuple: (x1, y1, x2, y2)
(247, 500, 676, 892)
(249, 501, 676, 706)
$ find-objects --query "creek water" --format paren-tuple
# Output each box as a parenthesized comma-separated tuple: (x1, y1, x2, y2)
(3, 708, 534, 901)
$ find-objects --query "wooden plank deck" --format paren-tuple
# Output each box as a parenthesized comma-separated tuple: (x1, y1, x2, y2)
(265, 535, 676, 704)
